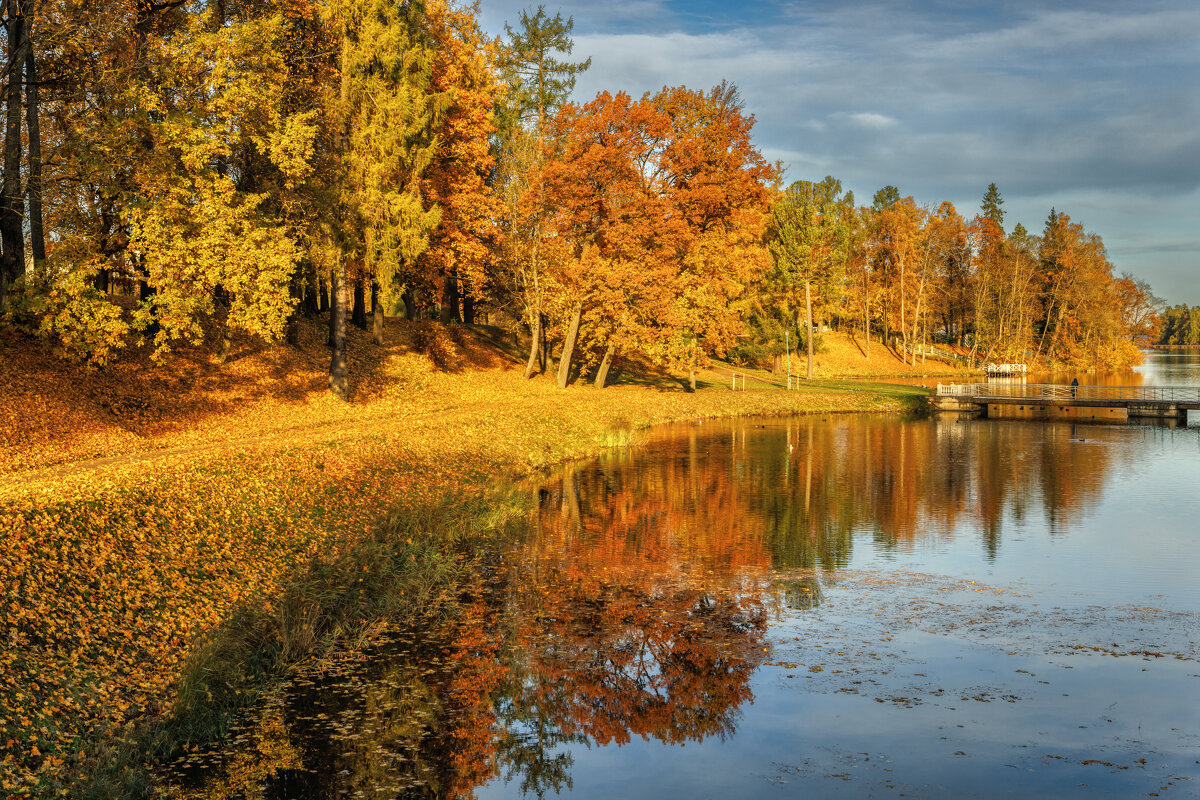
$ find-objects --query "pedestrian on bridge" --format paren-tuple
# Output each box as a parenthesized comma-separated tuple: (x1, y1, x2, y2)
(1071, 378, 1079, 397)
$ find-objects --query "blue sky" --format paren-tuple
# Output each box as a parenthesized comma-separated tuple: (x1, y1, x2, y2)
(477, 0, 1200, 306)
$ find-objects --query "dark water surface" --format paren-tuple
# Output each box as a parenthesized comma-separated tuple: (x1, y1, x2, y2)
(167, 355, 1200, 799)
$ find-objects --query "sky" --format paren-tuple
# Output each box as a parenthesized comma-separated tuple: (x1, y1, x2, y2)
(476, 0, 1200, 306)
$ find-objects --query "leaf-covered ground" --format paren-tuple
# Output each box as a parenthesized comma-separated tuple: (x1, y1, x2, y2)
(0, 319, 930, 796)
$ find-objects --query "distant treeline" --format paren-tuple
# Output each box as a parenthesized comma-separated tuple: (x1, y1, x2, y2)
(1155, 306, 1200, 346)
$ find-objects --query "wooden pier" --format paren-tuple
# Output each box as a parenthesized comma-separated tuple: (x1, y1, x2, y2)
(931, 383, 1200, 422)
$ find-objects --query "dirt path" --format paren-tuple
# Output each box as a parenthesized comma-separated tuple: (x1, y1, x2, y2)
(0, 400, 474, 497)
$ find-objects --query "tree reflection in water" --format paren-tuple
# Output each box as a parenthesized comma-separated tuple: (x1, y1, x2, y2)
(163, 461, 772, 798)
(163, 415, 1124, 798)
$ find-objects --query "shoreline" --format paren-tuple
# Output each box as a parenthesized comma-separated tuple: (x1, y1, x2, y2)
(1, 374, 927, 796)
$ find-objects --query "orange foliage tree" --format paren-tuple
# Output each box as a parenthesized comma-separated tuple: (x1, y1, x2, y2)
(413, 0, 500, 327)
(534, 84, 774, 389)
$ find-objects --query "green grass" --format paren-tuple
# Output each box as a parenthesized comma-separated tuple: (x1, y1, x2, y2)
(803, 379, 930, 408)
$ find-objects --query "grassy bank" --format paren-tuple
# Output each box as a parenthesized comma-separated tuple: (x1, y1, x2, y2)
(0, 319, 928, 796)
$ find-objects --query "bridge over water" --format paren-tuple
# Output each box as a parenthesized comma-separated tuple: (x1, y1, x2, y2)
(931, 383, 1200, 422)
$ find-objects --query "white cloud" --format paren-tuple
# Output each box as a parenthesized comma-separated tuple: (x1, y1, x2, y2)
(835, 112, 899, 130)
(477, 0, 1200, 303)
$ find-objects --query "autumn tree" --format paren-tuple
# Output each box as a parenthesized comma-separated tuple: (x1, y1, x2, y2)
(0, 0, 29, 302)
(11, 0, 317, 363)
(766, 176, 852, 379)
(971, 185, 1038, 361)
(657, 82, 774, 389)
(494, 5, 589, 378)
(1113, 273, 1162, 344)
(868, 191, 927, 359)
(915, 201, 968, 359)
(320, 0, 443, 399)
(413, 0, 500, 329)
(535, 91, 680, 388)
(1032, 209, 1138, 367)
(1157, 304, 1200, 345)
(929, 202, 973, 347)
(534, 84, 772, 389)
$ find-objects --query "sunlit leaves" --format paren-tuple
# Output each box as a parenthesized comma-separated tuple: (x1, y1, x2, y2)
(533, 84, 775, 383)
(0, 319, 916, 794)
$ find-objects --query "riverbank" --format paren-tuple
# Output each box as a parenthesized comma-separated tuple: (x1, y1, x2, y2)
(0, 320, 930, 796)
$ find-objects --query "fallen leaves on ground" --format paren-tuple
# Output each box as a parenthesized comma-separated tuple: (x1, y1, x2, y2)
(0, 318, 916, 795)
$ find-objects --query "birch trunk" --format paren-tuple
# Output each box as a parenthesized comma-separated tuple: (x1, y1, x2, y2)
(805, 279, 814, 379)
(329, 264, 349, 400)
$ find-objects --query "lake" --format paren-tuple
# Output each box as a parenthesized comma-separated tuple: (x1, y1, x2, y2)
(166, 352, 1200, 798)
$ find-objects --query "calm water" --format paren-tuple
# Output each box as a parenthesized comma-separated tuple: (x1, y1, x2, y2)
(168, 353, 1200, 799)
(1027, 346, 1200, 391)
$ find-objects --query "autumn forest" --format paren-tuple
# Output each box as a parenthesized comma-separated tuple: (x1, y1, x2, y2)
(0, 0, 1167, 395)
(5, 0, 1199, 796)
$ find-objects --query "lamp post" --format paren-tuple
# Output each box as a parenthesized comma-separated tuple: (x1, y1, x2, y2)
(785, 329, 791, 390)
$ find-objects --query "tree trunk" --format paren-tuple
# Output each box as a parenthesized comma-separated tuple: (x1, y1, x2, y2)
(137, 260, 159, 338)
(329, 263, 349, 400)
(862, 275, 871, 359)
(594, 341, 616, 388)
(24, 44, 44, 267)
(94, 268, 110, 294)
(556, 301, 582, 389)
(319, 279, 328, 313)
(214, 323, 233, 363)
(524, 311, 543, 378)
(138, 277, 160, 338)
(402, 288, 416, 320)
(439, 269, 461, 323)
(805, 279, 814, 379)
(911, 276, 926, 365)
(351, 280, 367, 329)
(688, 347, 698, 392)
(462, 291, 475, 325)
(302, 274, 318, 316)
(371, 281, 384, 345)
(328, 277, 336, 346)
(898, 255, 908, 358)
(538, 318, 548, 372)
(0, 3, 28, 303)
(285, 274, 301, 347)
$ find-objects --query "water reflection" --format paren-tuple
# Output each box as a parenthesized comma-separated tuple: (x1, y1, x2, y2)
(628, 415, 1129, 564)
(164, 411, 1197, 799)
(1026, 347, 1200, 389)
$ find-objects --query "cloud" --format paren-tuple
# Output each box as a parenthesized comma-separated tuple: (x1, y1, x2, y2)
(833, 112, 899, 130)
(477, 0, 1200, 302)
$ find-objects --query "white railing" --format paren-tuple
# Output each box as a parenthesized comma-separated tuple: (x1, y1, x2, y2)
(935, 383, 1200, 403)
(899, 341, 982, 368)
(984, 363, 1027, 375)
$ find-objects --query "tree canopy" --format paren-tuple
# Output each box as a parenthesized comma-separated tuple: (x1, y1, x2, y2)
(0, 1, 1162, 393)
